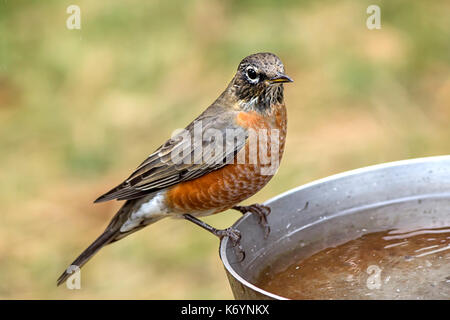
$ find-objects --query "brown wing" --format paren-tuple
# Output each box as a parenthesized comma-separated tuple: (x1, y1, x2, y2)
(94, 105, 248, 203)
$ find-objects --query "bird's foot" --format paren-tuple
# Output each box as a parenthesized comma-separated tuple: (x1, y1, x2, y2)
(214, 227, 241, 243)
(214, 227, 245, 261)
(232, 204, 271, 239)
(183, 214, 245, 261)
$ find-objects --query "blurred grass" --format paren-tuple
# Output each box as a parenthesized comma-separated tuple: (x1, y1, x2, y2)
(0, 0, 449, 299)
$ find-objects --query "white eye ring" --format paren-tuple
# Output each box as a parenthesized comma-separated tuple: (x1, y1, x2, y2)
(245, 66, 259, 84)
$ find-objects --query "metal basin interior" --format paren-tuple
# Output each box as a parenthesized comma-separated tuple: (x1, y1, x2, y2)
(219, 156, 450, 299)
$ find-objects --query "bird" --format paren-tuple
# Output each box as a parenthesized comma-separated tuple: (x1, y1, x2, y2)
(57, 52, 293, 286)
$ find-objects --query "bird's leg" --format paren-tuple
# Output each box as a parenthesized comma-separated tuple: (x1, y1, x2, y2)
(232, 204, 271, 239)
(183, 214, 245, 260)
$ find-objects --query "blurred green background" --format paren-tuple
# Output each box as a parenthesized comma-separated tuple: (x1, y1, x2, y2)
(0, 0, 449, 299)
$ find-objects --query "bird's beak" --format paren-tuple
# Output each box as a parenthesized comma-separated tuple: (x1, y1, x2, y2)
(269, 73, 294, 84)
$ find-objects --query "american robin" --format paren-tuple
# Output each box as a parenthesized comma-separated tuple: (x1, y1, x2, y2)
(57, 52, 292, 286)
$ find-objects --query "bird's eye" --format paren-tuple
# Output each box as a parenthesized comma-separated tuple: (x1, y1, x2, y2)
(246, 67, 258, 82)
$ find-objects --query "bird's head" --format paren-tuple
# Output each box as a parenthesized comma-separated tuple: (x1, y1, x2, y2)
(231, 52, 293, 112)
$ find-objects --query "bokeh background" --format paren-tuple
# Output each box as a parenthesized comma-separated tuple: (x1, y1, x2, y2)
(0, 0, 449, 299)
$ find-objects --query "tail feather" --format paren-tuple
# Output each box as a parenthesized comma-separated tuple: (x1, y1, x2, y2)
(57, 199, 165, 287)
(56, 228, 119, 286)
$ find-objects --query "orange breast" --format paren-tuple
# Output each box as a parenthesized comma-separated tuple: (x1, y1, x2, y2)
(166, 105, 287, 215)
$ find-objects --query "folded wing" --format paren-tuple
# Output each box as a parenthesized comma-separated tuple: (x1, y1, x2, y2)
(94, 107, 248, 203)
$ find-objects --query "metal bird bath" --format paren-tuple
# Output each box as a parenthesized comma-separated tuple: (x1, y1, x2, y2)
(219, 156, 450, 299)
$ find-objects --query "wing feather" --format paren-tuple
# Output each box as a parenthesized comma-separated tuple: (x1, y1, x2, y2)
(94, 106, 247, 203)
